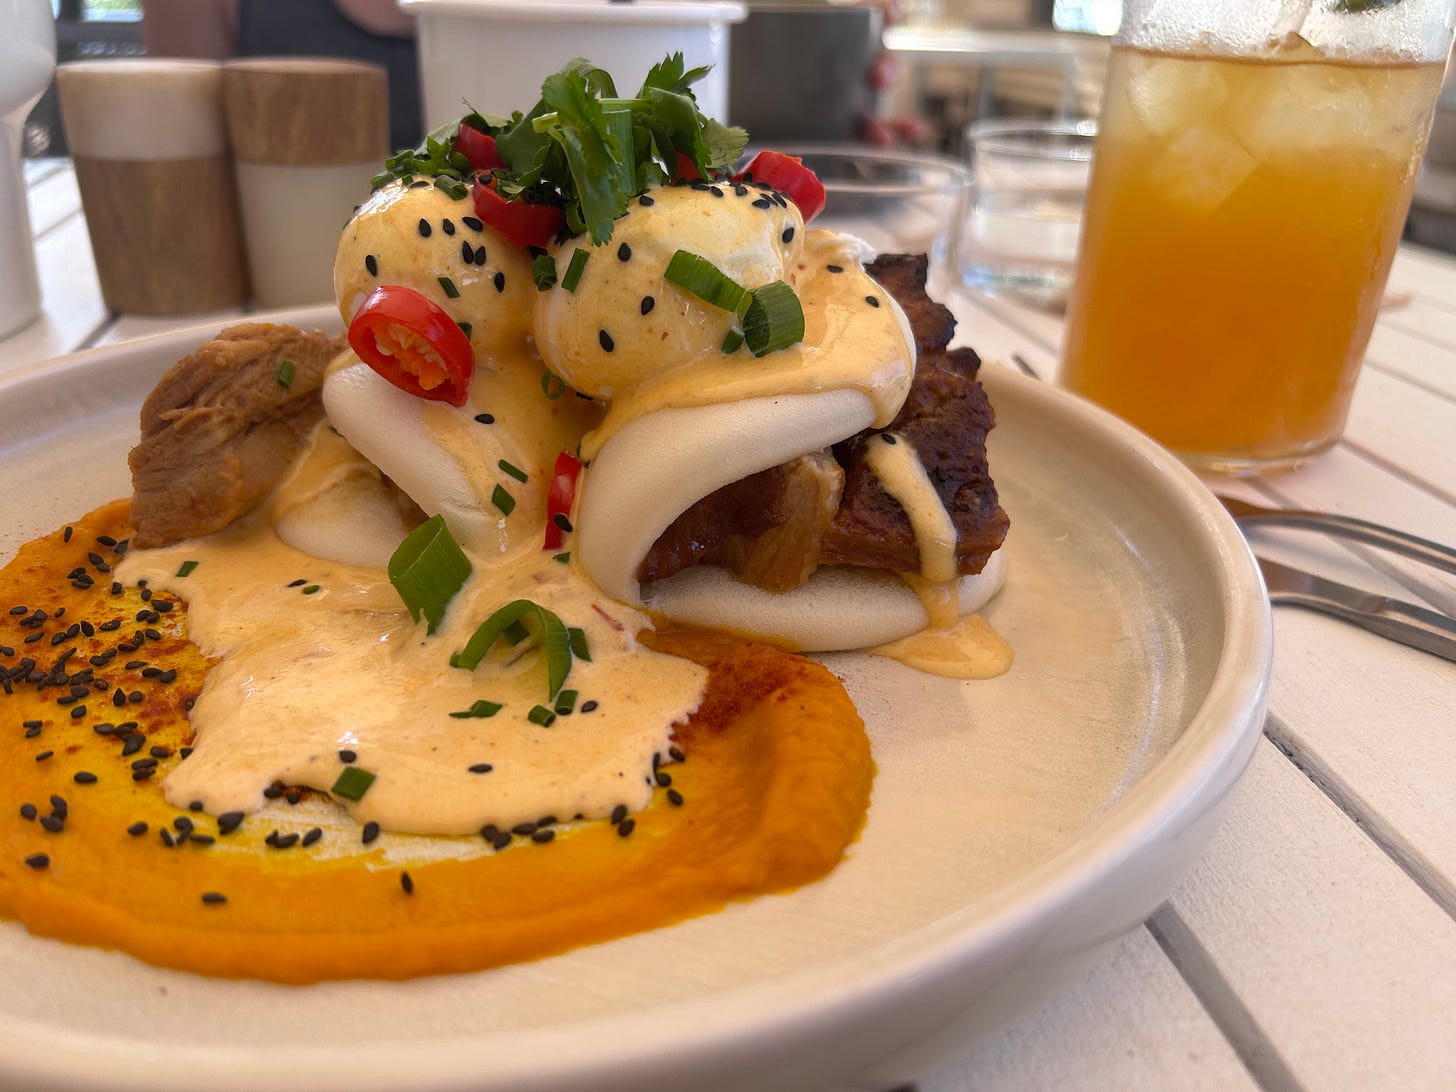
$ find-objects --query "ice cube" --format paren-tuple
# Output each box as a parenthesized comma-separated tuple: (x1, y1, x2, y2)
(1147, 126, 1260, 219)
(1240, 63, 1376, 162)
(1125, 54, 1230, 138)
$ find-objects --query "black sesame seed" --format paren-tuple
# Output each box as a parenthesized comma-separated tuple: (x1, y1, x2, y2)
(617, 818, 635, 837)
(268, 831, 300, 849)
(654, 770, 672, 787)
(338, 749, 357, 763)
(581, 700, 599, 713)
(285, 789, 302, 805)
(131, 768, 155, 781)
(100, 617, 120, 630)
(669, 746, 685, 762)
(734, 184, 748, 197)
(180, 747, 193, 759)
(617, 242, 632, 262)
(638, 194, 654, 207)
(709, 186, 724, 198)
(63, 526, 73, 543)
(34, 750, 53, 762)
(752, 198, 772, 210)
(493, 271, 506, 292)
(667, 788, 684, 806)
(25, 853, 49, 869)
(201, 891, 227, 905)
(302, 827, 323, 847)
(531, 828, 555, 844)
(24, 725, 40, 738)
(474, 412, 495, 424)
(159, 828, 175, 847)
(127, 821, 147, 836)
(49, 796, 65, 816)
(881, 433, 898, 445)
(362, 820, 381, 844)
(827, 263, 844, 273)
(492, 831, 512, 850)
(640, 295, 655, 315)
(460, 240, 474, 264)
(217, 811, 244, 835)
(69, 706, 86, 720)
(598, 330, 615, 352)
(782, 225, 796, 244)
(865, 295, 880, 308)
(409, 178, 430, 189)
(442, 218, 455, 236)
(365, 254, 379, 277)
(511, 821, 538, 836)
(20, 803, 37, 820)
(468, 762, 493, 773)
(121, 733, 146, 756)
(609, 804, 627, 825)
(552, 513, 572, 532)
(473, 245, 486, 265)
(462, 215, 483, 231)
(173, 816, 193, 833)
(39, 815, 63, 832)
(417, 218, 432, 238)
(400, 871, 414, 895)
(149, 745, 170, 758)
(189, 834, 215, 846)
(73, 771, 98, 784)
(8, 605, 26, 616)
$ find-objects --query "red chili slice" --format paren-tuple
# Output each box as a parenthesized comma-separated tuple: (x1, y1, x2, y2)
(347, 285, 475, 407)
(671, 149, 703, 183)
(456, 123, 504, 172)
(735, 151, 826, 223)
(471, 178, 566, 250)
(543, 451, 583, 550)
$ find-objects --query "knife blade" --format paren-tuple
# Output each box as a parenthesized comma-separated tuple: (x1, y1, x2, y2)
(1256, 556, 1456, 663)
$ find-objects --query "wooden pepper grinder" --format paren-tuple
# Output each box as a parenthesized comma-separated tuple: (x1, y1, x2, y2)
(56, 59, 249, 315)
(223, 58, 389, 309)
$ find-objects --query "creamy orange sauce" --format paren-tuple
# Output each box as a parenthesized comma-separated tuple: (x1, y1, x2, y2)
(872, 613, 1013, 679)
(0, 504, 873, 982)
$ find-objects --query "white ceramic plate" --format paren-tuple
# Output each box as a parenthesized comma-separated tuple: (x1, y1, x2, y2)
(0, 310, 1272, 1092)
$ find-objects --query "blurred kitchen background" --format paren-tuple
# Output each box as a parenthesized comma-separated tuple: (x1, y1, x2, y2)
(18, 0, 1456, 256)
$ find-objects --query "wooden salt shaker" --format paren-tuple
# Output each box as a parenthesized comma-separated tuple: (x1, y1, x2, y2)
(56, 59, 248, 315)
(223, 58, 388, 309)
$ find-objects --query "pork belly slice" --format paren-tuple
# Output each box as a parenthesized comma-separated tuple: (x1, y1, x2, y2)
(638, 253, 1009, 592)
(128, 323, 347, 548)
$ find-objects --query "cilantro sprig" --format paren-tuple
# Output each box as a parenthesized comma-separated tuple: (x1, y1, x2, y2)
(371, 54, 747, 247)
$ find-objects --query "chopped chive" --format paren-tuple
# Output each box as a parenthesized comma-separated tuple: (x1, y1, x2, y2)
(561, 249, 589, 292)
(552, 551, 571, 564)
(554, 689, 578, 715)
(742, 281, 805, 357)
(498, 459, 528, 483)
(301, 584, 321, 595)
(276, 360, 296, 388)
(567, 626, 591, 662)
(451, 599, 574, 699)
(176, 560, 199, 578)
(449, 699, 504, 719)
(528, 705, 558, 727)
(491, 484, 516, 515)
(438, 275, 461, 299)
(665, 250, 750, 316)
(540, 370, 566, 400)
(388, 515, 472, 634)
(532, 253, 558, 290)
(720, 328, 744, 354)
(457, 320, 473, 338)
(331, 765, 376, 801)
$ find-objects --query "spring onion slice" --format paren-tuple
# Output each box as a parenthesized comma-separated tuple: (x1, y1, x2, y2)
(567, 625, 591, 662)
(554, 689, 578, 715)
(665, 250, 749, 317)
(720, 328, 744, 354)
(276, 360, 295, 388)
(561, 248, 589, 293)
(449, 699, 503, 719)
(387, 514, 472, 634)
(491, 484, 516, 515)
(331, 766, 376, 801)
(528, 705, 558, 727)
(742, 281, 805, 357)
(451, 599, 573, 700)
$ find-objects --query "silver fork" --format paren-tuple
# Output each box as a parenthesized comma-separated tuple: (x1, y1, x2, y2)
(1218, 495, 1456, 577)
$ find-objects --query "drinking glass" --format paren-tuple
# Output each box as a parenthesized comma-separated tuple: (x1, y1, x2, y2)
(1061, 0, 1456, 473)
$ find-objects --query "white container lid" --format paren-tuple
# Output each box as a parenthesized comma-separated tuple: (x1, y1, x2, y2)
(398, 0, 744, 24)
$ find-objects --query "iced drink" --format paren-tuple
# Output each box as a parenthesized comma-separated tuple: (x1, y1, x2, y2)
(1061, 40, 1445, 470)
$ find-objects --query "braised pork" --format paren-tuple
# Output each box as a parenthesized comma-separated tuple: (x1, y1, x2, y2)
(129, 323, 346, 547)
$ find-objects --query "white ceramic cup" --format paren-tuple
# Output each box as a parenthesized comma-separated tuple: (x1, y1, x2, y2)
(0, 0, 57, 338)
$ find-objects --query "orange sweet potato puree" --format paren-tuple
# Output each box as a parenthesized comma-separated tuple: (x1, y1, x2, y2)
(0, 501, 873, 983)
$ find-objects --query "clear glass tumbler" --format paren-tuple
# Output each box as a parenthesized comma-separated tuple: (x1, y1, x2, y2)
(1061, 0, 1456, 473)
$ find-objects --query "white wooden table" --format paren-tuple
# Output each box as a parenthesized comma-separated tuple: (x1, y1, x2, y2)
(6, 159, 1456, 1091)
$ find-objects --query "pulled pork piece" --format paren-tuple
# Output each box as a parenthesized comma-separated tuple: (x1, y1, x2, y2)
(129, 323, 346, 547)
(640, 252, 1008, 590)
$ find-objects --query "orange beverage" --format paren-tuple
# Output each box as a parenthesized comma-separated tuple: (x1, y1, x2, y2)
(1061, 42, 1445, 471)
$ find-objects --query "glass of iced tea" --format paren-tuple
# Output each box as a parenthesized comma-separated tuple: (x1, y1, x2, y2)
(1061, 0, 1456, 473)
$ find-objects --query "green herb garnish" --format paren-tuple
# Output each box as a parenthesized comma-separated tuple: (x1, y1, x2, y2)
(276, 360, 296, 388)
(567, 625, 591, 662)
(742, 281, 805, 357)
(554, 689, 578, 715)
(176, 560, 199, 578)
(457, 320, 473, 338)
(370, 54, 747, 246)
(541, 370, 567, 399)
(491, 484, 516, 515)
(451, 599, 575, 700)
(665, 250, 750, 316)
(449, 699, 503, 719)
(528, 704, 558, 727)
(498, 459, 528, 483)
(532, 252, 558, 290)
(720, 328, 745, 354)
(561, 248, 589, 292)
(438, 275, 461, 299)
(387, 514, 472, 634)
(301, 584, 321, 595)
(331, 766, 376, 801)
